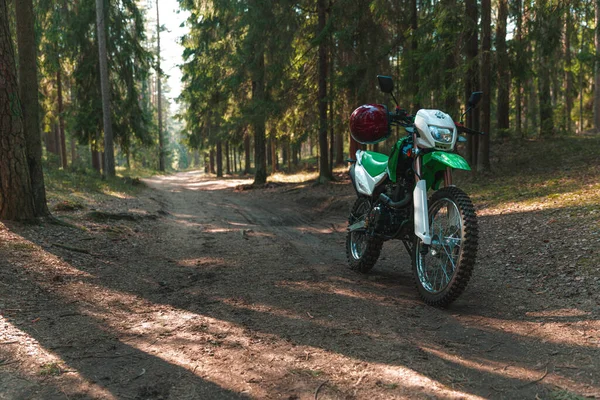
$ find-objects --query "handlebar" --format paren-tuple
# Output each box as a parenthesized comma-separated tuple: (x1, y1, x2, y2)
(454, 122, 485, 135)
(389, 108, 413, 127)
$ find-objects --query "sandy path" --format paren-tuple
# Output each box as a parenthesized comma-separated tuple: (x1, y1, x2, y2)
(1, 170, 598, 399)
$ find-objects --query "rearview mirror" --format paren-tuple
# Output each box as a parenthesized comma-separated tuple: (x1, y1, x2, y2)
(468, 91, 483, 108)
(377, 75, 394, 94)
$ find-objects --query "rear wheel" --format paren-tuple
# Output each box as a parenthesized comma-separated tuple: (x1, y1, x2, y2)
(412, 187, 478, 307)
(346, 197, 383, 273)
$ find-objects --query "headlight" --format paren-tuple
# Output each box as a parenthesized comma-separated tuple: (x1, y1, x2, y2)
(429, 126, 453, 143)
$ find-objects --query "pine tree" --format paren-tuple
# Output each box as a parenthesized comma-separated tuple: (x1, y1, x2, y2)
(478, 0, 491, 171)
(14, 0, 50, 216)
(0, 0, 36, 220)
(96, 0, 115, 176)
(156, 0, 165, 171)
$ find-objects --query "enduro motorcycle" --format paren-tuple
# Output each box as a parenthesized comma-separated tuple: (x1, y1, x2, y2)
(346, 75, 484, 307)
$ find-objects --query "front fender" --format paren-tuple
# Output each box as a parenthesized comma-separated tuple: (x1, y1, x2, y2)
(422, 152, 471, 190)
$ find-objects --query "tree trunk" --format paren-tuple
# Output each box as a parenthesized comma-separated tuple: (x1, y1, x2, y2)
(595, 0, 600, 131)
(317, 0, 332, 182)
(157, 0, 165, 171)
(292, 143, 299, 166)
(496, 0, 510, 137)
(244, 130, 250, 174)
(515, 0, 523, 138)
(565, 10, 573, 133)
(216, 140, 223, 177)
(537, 4, 555, 136)
(465, 0, 479, 168)
(579, 24, 585, 133)
(57, 68, 68, 168)
(209, 149, 215, 174)
(225, 141, 231, 175)
(14, 0, 49, 217)
(252, 52, 267, 185)
(55, 123, 63, 165)
(409, 0, 420, 112)
(478, 0, 491, 172)
(270, 130, 278, 173)
(96, 0, 115, 176)
(329, 30, 335, 172)
(538, 64, 553, 136)
(0, 1, 35, 220)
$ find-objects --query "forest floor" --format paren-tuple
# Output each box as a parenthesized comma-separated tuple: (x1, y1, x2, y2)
(1, 136, 599, 400)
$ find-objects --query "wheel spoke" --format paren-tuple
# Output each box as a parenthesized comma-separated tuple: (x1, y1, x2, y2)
(417, 197, 463, 294)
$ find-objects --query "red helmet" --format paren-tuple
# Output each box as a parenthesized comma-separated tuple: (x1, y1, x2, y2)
(349, 104, 390, 144)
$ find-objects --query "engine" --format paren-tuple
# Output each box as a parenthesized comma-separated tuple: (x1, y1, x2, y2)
(366, 182, 411, 237)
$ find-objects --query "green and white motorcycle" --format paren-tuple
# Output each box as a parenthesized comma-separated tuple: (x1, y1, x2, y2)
(346, 75, 484, 307)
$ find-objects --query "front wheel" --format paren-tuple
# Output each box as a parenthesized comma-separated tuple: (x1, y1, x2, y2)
(346, 197, 383, 273)
(412, 186, 478, 307)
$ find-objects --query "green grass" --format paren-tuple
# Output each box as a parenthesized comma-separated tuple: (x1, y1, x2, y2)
(456, 135, 600, 211)
(44, 166, 147, 210)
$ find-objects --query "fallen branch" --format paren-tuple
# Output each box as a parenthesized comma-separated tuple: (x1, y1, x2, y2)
(518, 366, 549, 388)
(51, 243, 90, 254)
(314, 380, 328, 400)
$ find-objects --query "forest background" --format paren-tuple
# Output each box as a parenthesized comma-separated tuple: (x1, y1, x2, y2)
(1, 0, 600, 219)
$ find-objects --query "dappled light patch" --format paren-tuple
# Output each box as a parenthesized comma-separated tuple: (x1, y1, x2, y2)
(276, 280, 417, 308)
(421, 346, 600, 397)
(376, 363, 488, 400)
(297, 225, 338, 235)
(177, 256, 227, 268)
(526, 308, 592, 319)
(456, 314, 600, 348)
(0, 316, 117, 399)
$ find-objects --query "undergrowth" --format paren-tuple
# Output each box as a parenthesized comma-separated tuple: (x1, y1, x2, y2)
(455, 135, 600, 210)
(44, 165, 147, 210)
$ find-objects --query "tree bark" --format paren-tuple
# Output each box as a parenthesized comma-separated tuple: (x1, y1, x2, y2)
(565, 10, 573, 133)
(96, 0, 115, 176)
(14, 0, 49, 217)
(57, 68, 68, 168)
(496, 0, 510, 137)
(270, 129, 278, 173)
(465, 0, 479, 169)
(156, 0, 165, 171)
(252, 52, 267, 185)
(216, 140, 223, 177)
(225, 141, 231, 175)
(478, 0, 491, 172)
(209, 148, 215, 174)
(244, 130, 250, 174)
(0, 0, 36, 220)
(317, 0, 332, 182)
(537, 3, 555, 136)
(515, 0, 523, 138)
(409, 0, 421, 112)
(54, 123, 63, 165)
(595, 0, 600, 131)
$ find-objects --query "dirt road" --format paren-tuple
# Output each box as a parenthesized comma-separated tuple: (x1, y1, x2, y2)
(1, 171, 599, 399)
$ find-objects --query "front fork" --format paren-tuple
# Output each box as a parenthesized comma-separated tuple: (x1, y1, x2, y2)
(412, 144, 454, 246)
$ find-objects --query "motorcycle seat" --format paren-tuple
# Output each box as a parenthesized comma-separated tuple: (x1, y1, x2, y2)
(360, 151, 389, 177)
